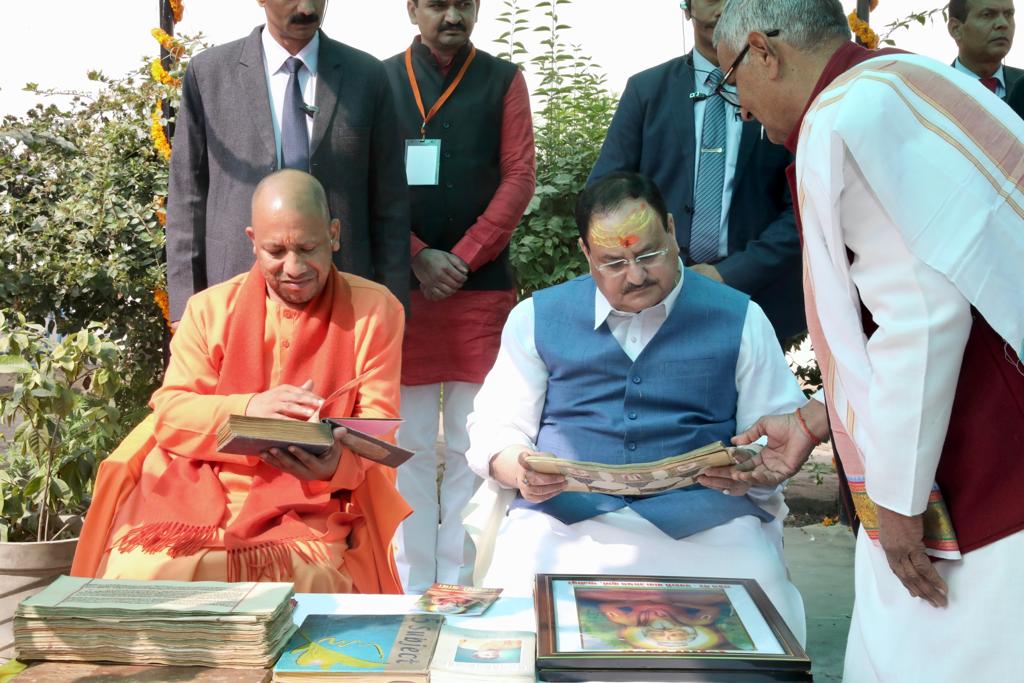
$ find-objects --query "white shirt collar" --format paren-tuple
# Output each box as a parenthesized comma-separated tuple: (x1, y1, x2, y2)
(593, 259, 686, 329)
(953, 58, 1005, 88)
(692, 48, 719, 90)
(261, 26, 319, 76)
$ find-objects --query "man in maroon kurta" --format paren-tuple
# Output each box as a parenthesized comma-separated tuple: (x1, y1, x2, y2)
(382, 0, 536, 592)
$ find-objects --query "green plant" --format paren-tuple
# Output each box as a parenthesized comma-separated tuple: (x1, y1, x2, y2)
(879, 6, 948, 45)
(498, 0, 619, 296)
(0, 38, 201, 424)
(0, 312, 124, 543)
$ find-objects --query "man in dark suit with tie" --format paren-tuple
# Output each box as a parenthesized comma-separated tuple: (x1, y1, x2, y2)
(588, 0, 803, 340)
(948, 0, 1021, 98)
(165, 0, 410, 321)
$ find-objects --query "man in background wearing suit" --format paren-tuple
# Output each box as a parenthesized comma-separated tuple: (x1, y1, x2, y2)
(948, 0, 1021, 98)
(588, 0, 803, 340)
(166, 0, 410, 321)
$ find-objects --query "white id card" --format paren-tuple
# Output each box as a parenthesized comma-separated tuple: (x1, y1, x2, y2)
(405, 138, 441, 186)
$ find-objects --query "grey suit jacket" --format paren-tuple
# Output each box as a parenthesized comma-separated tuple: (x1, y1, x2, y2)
(166, 27, 410, 319)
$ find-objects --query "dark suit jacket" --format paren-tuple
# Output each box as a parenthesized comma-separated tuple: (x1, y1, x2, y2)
(1005, 64, 1024, 94)
(1007, 71, 1024, 117)
(166, 27, 410, 319)
(949, 59, 1023, 99)
(589, 54, 804, 339)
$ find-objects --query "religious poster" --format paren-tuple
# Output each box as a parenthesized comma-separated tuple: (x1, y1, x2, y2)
(535, 574, 811, 681)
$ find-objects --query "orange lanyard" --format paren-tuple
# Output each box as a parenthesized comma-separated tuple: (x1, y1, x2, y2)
(404, 45, 477, 139)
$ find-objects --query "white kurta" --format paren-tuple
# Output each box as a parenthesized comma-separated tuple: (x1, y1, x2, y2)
(796, 53, 1024, 681)
(466, 267, 808, 644)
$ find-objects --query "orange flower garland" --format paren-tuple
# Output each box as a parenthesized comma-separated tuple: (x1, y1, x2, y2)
(151, 28, 185, 59)
(150, 59, 181, 87)
(150, 105, 172, 161)
(153, 288, 174, 333)
(848, 0, 881, 50)
(169, 0, 185, 23)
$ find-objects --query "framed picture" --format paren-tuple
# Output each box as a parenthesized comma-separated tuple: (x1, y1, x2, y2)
(534, 574, 811, 681)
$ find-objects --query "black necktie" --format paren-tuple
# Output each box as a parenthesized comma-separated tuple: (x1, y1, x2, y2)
(281, 56, 310, 171)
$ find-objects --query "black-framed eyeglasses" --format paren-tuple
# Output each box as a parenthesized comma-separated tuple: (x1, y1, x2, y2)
(713, 29, 781, 107)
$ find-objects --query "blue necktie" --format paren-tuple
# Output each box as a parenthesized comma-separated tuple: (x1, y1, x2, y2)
(281, 57, 310, 171)
(689, 68, 726, 265)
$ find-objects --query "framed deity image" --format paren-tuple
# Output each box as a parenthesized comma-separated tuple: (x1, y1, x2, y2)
(534, 574, 811, 681)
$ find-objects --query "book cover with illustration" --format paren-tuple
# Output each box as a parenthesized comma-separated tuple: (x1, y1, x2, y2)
(272, 614, 443, 682)
(430, 624, 535, 682)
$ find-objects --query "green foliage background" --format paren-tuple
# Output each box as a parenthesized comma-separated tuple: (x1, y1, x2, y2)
(0, 64, 175, 422)
(498, 0, 617, 295)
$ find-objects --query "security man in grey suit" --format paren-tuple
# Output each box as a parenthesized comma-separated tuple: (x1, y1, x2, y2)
(588, 0, 803, 340)
(166, 0, 410, 321)
(948, 0, 1022, 99)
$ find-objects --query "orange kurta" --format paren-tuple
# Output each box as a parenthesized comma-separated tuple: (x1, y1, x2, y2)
(73, 271, 410, 593)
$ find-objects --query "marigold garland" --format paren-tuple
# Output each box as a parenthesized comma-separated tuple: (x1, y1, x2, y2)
(155, 209, 167, 226)
(150, 59, 181, 87)
(848, 0, 881, 50)
(153, 288, 174, 334)
(151, 28, 185, 59)
(150, 105, 172, 161)
(169, 0, 184, 24)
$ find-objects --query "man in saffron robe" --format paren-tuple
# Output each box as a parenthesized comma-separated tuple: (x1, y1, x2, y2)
(710, 2, 1024, 680)
(72, 170, 410, 593)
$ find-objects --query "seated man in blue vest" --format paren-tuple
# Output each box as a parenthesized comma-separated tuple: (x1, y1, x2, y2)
(465, 172, 807, 642)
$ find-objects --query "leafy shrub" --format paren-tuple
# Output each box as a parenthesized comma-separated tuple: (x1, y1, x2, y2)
(498, 0, 618, 296)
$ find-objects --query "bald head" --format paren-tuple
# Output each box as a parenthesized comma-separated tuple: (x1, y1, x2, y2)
(251, 169, 330, 226)
(245, 170, 340, 308)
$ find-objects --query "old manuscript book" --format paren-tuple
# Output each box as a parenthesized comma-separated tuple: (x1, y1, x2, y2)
(216, 416, 413, 468)
(272, 614, 443, 682)
(14, 576, 295, 668)
(524, 441, 735, 496)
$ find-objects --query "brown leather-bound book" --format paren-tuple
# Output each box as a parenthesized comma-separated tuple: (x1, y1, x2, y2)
(216, 416, 413, 468)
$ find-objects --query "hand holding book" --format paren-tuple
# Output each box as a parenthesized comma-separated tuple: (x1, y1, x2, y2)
(256, 426, 347, 481)
(523, 441, 750, 497)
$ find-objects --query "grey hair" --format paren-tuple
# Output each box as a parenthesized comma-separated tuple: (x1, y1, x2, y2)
(714, 0, 850, 53)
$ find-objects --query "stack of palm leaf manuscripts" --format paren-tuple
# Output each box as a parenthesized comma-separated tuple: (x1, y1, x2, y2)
(14, 576, 295, 668)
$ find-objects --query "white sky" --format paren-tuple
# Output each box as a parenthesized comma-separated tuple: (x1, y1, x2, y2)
(0, 1, 1019, 119)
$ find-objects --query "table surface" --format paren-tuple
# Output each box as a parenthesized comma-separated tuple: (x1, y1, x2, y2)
(19, 595, 772, 683)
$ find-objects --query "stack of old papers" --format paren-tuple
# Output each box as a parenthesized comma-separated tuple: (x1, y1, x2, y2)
(14, 576, 296, 668)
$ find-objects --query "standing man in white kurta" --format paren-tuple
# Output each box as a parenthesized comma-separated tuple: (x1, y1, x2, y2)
(465, 172, 807, 643)
(711, 1, 1024, 681)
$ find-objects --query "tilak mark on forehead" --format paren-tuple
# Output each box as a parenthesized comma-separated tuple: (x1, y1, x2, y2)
(589, 204, 655, 248)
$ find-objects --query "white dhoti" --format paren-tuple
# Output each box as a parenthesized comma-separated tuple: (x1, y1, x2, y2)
(843, 529, 1024, 683)
(482, 498, 806, 647)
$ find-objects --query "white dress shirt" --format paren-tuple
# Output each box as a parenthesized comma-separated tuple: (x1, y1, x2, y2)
(691, 48, 743, 259)
(465, 264, 806, 475)
(261, 28, 319, 168)
(953, 57, 1007, 97)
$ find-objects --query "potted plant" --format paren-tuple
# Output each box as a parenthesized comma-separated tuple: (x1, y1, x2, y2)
(0, 311, 124, 657)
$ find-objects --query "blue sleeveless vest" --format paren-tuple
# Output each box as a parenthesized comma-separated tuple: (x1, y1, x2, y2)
(517, 272, 773, 538)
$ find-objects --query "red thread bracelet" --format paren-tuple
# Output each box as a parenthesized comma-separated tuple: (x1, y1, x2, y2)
(796, 407, 822, 445)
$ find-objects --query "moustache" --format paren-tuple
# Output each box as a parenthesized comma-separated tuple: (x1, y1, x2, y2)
(289, 13, 320, 25)
(622, 280, 657, 295)
(440, 22, 466, 31)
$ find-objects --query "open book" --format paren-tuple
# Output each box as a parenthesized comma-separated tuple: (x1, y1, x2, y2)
(524, 441, 735, 496)
(216, 415, 413, 468)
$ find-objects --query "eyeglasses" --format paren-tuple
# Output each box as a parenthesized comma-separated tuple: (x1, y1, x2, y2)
(595, 248, 671, 277)
(713, 29, 780, 107)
